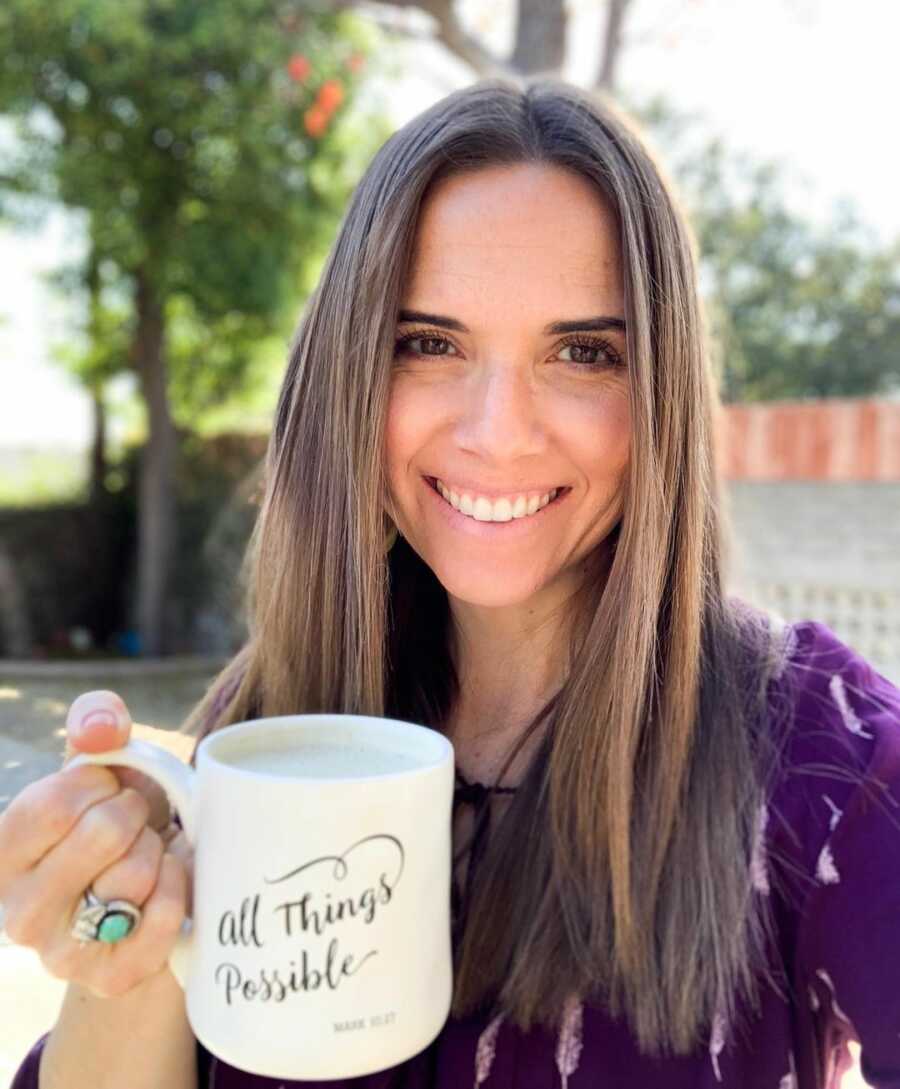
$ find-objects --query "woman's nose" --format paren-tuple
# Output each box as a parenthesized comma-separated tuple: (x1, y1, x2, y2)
(454, 364, 546, 461)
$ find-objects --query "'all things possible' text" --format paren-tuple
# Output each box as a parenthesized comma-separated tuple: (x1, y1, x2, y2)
(213, 833, 405, 1006)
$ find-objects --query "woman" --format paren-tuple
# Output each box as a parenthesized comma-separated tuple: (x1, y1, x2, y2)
(5, 77, 900, 1089)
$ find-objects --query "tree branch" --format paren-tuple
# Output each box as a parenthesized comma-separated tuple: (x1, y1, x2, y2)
(348, 0, 516, 79)
(510, 0, 566, 76)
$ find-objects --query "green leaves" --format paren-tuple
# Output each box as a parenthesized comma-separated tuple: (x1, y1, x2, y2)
(0, 0, 387, 424)
(629, 90, 900, 402)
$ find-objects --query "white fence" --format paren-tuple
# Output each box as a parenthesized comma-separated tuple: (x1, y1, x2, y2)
(735, 582, 900, 685)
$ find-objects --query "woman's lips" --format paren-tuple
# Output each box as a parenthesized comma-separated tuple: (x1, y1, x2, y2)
(426, 476, 568, 500)
(422, 475, 571, 535)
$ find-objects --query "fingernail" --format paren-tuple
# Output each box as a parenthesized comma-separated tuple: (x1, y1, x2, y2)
(82, 709, 118, 730)
(68, 698, 123, 739)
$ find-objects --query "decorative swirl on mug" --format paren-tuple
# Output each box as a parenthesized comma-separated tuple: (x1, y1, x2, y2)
(263, 833, 405, 888)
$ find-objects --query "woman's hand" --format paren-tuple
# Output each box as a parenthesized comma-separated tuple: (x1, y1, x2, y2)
(0, 690, 194, 998)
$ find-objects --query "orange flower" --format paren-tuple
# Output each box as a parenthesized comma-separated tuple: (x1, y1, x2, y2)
(303, 105, 328, 138)
(346, 52, 366, 73)
(316, 78, 344, 114)
(287, 54, 311, 82)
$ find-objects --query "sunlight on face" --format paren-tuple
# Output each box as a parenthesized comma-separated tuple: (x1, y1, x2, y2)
(385, 163, 631, 610)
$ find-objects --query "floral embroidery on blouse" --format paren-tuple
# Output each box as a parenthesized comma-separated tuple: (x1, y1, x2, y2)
(472, 1012, 504, 1088)
(828, 672, 874, 739)
(814, 968, 853, 1027)
(778, 1047, 798, 1088)
(816, 842, 840, 885)
(709, 1002, 728, 1082)
(555, 995, 584, 1088)
(822, 795, 843, 832)
(751, 801, 770, 895)
(816, 782, 847, 886)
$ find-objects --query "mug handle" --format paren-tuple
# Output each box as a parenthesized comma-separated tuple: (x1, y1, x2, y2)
(65, 738, 197, 989)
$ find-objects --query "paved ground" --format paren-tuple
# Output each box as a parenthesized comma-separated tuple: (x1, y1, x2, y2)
(0, 660, 871, 1087)
(0, 657, 225, 812)
(0, 658, 222, 1085)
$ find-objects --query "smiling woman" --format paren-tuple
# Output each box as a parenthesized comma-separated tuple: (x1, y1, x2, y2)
(178, 77, 899, 1088)
(10, 76, 900, 1089)
(384, 163, 631, 663)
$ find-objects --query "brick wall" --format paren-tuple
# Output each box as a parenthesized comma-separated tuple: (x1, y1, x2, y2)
(715, 398, 900, 680)
(717, 398, 900, 481)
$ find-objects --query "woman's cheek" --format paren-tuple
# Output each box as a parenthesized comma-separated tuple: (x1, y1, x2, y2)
(552, 385, 631, 455)
(384, 381, 441, 498)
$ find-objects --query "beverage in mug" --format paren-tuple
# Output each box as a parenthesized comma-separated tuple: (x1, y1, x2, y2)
(66, 714, 456, 1081)
(225, 742, 421, 778)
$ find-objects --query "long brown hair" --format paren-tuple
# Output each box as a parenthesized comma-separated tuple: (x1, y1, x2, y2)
(183, 76, 792, 1057)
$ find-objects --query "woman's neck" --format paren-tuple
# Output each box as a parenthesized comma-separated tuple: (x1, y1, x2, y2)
(447, 615, 569, 739)
(442, 543, 609, 747)
(440, 546, 610, 784)
(442, 692, 553, 788)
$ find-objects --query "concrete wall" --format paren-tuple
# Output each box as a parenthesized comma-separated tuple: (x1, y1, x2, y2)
(715, 399, 900, 681)
(723, 484, 900, 686)
(725, 481, 900, 592)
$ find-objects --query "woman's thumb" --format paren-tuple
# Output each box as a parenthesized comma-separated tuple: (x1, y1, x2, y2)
(64, 690, 132, 759)
(62, 690, 173, 833)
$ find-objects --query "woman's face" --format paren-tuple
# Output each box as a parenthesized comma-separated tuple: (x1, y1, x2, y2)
(385, 162, 631, 609)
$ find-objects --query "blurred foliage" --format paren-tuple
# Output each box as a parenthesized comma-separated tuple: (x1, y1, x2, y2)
(631, 91, 900, 402)
(0, 430, 266, 656)
(0, 2, 895, 506)
(0, 0, 392, 425)
(109, 430, 265, 651)
(0, 448, 89, 507)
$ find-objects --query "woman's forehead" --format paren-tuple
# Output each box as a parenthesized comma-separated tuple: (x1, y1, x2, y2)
(406, 164, 623, 304)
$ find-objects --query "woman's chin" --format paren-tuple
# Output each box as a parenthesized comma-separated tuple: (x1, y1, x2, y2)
(428, 558, 555, 609)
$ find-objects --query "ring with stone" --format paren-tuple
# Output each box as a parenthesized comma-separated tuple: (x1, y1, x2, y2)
(70, 887, 142, 946)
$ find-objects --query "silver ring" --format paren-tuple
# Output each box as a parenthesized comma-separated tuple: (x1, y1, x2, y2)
(70, 887, 142, 947)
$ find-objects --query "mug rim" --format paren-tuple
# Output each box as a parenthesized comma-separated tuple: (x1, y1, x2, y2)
(197, 713, 454, 784)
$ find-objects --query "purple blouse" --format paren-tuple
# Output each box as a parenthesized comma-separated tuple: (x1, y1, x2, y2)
(11, 618, 900, 1088)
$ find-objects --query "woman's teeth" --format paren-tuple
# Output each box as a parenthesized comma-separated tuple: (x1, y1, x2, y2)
(434, 479, 560, 522)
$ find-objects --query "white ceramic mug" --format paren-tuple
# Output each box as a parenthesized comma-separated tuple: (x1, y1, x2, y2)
(65, 713, 456, 1080)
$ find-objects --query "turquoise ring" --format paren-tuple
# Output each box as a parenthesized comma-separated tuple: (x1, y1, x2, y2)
(70, 888, 142, 946)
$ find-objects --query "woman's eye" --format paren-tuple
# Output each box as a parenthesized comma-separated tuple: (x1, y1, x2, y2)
(393, 333, 457, 358)
(556, 337, 623, 370)
(393, 331, 624, 371)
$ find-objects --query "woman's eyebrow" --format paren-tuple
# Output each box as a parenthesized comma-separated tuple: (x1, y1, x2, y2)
(396, 309, 467, 331)
(546, 316, 627, 335)
(396, 309, 626, 335)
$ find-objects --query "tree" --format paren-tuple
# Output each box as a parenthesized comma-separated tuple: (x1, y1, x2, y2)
(350, 1, 900, 402)
(0, 0, 388, 654)
(51, 252, 126, 504)
(630, 95, 900, 401)
(331, 0, 637, 83)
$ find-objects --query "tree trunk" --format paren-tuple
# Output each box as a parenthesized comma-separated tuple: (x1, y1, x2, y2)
(0, 547, 32, 657)
(511, 0, 567, 75)
(596, 0, 632, 91)
(84, 255, 108, 507)
(88, 384, 108, 506)
(132, 268, 177, 657)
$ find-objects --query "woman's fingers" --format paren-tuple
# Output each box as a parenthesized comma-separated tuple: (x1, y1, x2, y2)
(0, 763, 121, 893)
(161, 827, 195, 918)
(2, 784, 150, 948)
(63, 690, 172, 833)
(41, 851, 190, 999)
(0, 687, 194, 999)
(87, 822, 165, 915)
(64, 690, 132, 754)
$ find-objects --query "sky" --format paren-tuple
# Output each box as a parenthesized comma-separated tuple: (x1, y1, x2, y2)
(0, 0, 897, 450)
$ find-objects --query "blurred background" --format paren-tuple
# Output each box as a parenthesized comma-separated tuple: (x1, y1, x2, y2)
(0, 1, 897, 1083)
